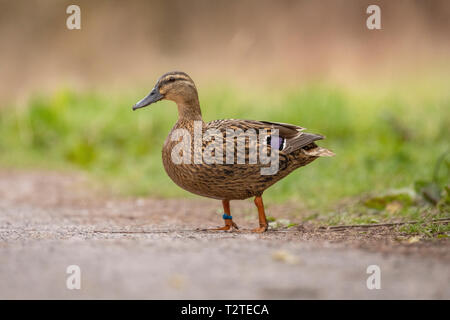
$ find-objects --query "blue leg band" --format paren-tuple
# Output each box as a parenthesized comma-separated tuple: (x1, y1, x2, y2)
(222, 213, 233, 220)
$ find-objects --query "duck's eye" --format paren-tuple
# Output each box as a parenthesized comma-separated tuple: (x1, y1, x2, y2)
(168, 77, 176, 82)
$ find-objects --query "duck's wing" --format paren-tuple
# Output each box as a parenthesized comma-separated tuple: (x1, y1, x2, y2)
(206, 119, 329, 156)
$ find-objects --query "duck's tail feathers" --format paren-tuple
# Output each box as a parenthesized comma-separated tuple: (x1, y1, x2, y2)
(303, 146, 335, 157)
(283, 132, 323, 153)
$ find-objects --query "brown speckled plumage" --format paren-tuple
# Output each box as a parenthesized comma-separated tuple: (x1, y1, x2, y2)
(133, 71, 334, 232)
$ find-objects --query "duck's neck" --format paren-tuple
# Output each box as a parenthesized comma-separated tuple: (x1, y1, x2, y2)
(176, 99, 203, 123)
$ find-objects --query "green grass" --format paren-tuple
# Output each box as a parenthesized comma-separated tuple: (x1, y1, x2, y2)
(399, 221, 450, 238)
(0, 80, 449, 217)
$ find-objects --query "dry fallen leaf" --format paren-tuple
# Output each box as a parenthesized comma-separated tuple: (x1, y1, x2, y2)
(168, 274, 187, 289)
(272, 250, 301, 265)
(386, 201, 403, 214)
(406, 236, 421, 244)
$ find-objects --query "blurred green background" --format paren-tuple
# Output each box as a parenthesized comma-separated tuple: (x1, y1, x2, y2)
(0, 0, 449, 216)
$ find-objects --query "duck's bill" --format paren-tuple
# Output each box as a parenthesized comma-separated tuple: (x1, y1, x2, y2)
(132, 88, 164, 110)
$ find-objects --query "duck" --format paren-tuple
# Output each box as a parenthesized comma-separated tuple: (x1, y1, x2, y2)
(132, 71, 334, 233)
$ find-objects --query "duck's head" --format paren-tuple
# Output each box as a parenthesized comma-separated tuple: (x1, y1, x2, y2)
(132, 71, 199, 111)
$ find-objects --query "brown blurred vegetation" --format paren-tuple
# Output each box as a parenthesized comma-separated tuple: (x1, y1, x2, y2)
(0, 0, 449, 99)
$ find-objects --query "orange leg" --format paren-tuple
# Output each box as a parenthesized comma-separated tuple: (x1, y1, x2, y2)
(208, 200, 239, 231)
(252, 196, 268, 233)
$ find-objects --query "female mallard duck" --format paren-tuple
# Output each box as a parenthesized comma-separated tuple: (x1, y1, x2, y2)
(133, 71, 334, 233)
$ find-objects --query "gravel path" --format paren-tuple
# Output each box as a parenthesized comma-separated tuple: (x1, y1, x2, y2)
(0, 170, 448, 299)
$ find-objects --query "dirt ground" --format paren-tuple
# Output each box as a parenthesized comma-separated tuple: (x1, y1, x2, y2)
(0, 169, 448, 299)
